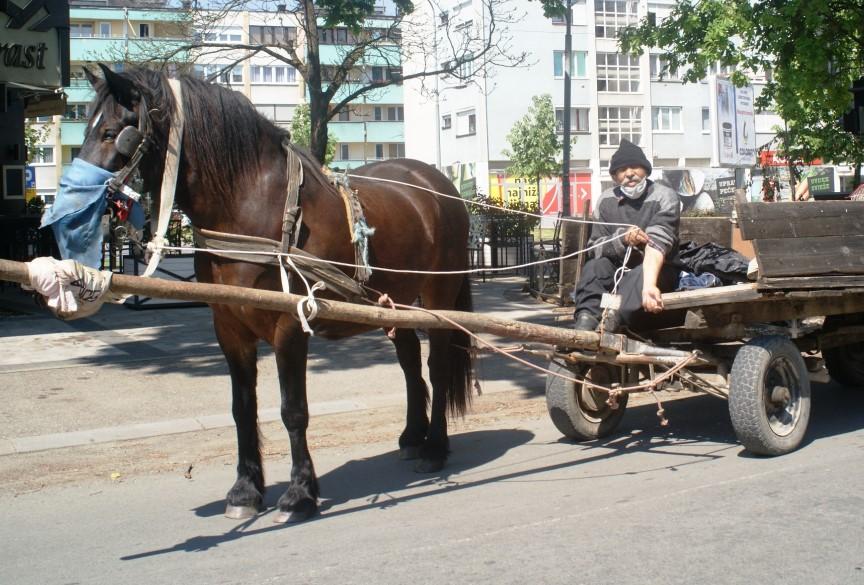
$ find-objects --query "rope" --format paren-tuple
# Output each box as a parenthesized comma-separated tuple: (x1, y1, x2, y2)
(280, 253, 326, 334)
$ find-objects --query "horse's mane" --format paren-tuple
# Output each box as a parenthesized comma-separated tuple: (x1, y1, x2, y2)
(99, 68, 290, 203)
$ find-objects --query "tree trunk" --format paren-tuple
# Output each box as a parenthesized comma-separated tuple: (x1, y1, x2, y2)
(301, 0, 328, 165)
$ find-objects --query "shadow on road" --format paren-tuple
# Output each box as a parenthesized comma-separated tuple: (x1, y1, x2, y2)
(119, 382, 864, 561)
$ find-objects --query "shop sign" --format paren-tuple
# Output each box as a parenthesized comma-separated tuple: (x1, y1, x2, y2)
(1, 0, 69, 88)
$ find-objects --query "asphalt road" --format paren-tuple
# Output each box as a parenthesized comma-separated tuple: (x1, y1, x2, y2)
(1, 279, 863, 584)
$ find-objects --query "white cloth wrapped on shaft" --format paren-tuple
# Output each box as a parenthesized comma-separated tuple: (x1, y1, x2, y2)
(26, 257, 114, 320)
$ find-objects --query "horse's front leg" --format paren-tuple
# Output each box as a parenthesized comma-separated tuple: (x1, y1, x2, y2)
(273, 322, 319, 523)
(213, 310, 265, 519)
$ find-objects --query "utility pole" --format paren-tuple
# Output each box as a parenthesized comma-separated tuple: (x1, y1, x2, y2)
(561, 0, 572, 216)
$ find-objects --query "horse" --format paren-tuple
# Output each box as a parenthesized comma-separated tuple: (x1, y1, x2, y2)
(77, 64, 474, 523)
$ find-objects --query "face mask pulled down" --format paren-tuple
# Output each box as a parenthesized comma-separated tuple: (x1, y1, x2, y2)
(619, 177, 648, 200)
(40, 158, 144, 269)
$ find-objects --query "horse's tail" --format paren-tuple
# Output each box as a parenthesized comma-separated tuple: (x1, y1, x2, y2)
(448, 275, 474, 418)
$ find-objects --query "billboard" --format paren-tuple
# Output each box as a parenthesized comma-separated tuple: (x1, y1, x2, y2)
(711, 77, 757, 167)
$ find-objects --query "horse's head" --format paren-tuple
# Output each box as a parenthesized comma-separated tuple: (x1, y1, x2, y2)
(41, 64, 175, 268)
(81, 64, 172, 183)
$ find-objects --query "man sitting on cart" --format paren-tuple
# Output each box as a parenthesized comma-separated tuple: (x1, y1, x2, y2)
(573, 139, 680, 333)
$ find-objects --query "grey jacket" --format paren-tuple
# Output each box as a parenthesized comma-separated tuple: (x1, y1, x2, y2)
(586, 180, 680, 263)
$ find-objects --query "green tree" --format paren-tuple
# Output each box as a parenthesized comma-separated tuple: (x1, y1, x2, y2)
(290, 103, 336, 166)
(151, 0, 527, 164)
(502, 94, 561, 208)
(613, 0, 864, 166)
(24, 119, 51, 164)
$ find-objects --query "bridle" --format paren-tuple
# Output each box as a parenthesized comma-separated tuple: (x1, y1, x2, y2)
(96, 79, 184, 279)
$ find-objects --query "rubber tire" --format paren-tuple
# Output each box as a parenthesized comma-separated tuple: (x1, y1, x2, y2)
(545, 358, 628, 441)
(822, 315, 864, 388)
(729, 335, 811, 456)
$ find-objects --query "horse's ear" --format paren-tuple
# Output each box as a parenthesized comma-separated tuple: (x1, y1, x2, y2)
(97, 63, 140, 111)
(83, 66, 101, 88)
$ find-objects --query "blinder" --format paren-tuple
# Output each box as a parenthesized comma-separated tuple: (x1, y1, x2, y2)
(116, 125, 144, 158)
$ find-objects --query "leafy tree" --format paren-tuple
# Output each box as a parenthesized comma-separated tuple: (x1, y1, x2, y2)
(151, 0, 528, 163)
(289, 103, 336, 166)
(24, 119, 51, 164)
(614, 0, 864, 166)
(502, 94, 561, 209)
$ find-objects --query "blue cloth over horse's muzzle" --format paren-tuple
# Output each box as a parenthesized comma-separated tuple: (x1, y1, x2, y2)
(40, 158, 144, 269)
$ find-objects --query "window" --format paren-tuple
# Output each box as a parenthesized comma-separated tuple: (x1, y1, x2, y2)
(138, 23, 150, 38)
(597, 52, 640, 92)
(70, 147, 82, 161)
(194, 63, 242, 84)
(456, 109, 476, 137)
(649, 55, 680, 81)
(320, 27, 356, 45)
(388, 143, 405, 158)
(652, 106, 682, 131)
(35, 115, 52, 123)
(594, 0, 638, 39)
(69, 23, 93, 38)
(701, 107, 710, 132)
(387, 106, 404, 121)
(553, 51, 587, 78)
(372, 66, 385, 82)
(205, 26, 243, 43)
(456, 53, 474, 79)
(374, 107, 383, 121)
(375, 144, 385, 159)
(598, 106, 642, 146)
(555, 107, 590, 133)
(441, 114, 452, 129)
(64, 103, 88, 121)
(339, 144, 350, 161)
(31, 146, 54, 164)
(250, 65, 297, 84)
(249, 26, 297, 45)
(550, 1, 588, 26)
(337, 109, 350, 122)
(99, 22, 111, 38)
(255, 104, 294, 122)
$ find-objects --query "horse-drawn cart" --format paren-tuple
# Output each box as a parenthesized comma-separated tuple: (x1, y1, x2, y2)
(546, 197, 864, 456)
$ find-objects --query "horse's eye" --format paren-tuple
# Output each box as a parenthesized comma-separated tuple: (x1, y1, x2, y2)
(103, 130, 117, 141)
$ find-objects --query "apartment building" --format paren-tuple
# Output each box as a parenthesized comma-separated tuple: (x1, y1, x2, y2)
(30, 0, 406, 202)
(404, 0, 802, 219)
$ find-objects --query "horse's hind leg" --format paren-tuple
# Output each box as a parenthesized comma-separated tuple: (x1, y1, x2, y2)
(417, 329, 454, 473)
(273, 322, 319, 523)
(213, 310, 265, 519)
(391, 328, 430, 460)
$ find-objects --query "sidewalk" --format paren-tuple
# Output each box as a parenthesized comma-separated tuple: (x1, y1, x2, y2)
(0, 276, 562, 455)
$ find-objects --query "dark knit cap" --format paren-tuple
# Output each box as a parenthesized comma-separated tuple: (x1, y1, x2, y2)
(609, 139, 652, 175)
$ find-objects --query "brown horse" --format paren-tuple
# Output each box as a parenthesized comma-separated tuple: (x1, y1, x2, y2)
(78, 65, 473, 523)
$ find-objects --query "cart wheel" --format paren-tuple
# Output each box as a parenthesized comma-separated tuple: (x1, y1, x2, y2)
(729, 335, 811, 456)
(822, 315, 864, 388)
(545, 358, 628, 441)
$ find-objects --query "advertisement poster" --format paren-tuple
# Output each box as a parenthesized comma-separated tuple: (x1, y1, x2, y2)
(712, 77, 757, 167)
(652, 168, 737, 216)
(488, 172, 592, 228)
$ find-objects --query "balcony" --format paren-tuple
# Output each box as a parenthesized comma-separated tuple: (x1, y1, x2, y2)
(61, 121, 88, 146)
(71, 36, 190, 62)
(328, 83, 403, 104)
(329, 121, 404, 143)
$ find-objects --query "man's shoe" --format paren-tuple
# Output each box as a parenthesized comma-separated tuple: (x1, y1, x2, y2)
(573, 312, 600, 332)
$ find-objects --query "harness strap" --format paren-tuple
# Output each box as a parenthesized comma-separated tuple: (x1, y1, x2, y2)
(280, 140, 304, 252)
(327, 169, 375, 282)
(142, 78, 184, 278)
(192, 226, 366, 302)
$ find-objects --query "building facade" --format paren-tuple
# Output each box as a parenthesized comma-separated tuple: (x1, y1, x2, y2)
(403, 0, 833, 220)
(30, 0, 406, 202)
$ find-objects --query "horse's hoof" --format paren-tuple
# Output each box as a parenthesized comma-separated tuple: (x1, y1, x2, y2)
(273, 501, 318, 524)
(399, 446, 421, 460)
(414, 458, 445, 473)
(225, 504, 260, 519)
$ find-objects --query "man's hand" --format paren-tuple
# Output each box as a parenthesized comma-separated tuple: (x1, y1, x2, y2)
(623, 227, 649, 247)
(642, 284, 664, 313)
